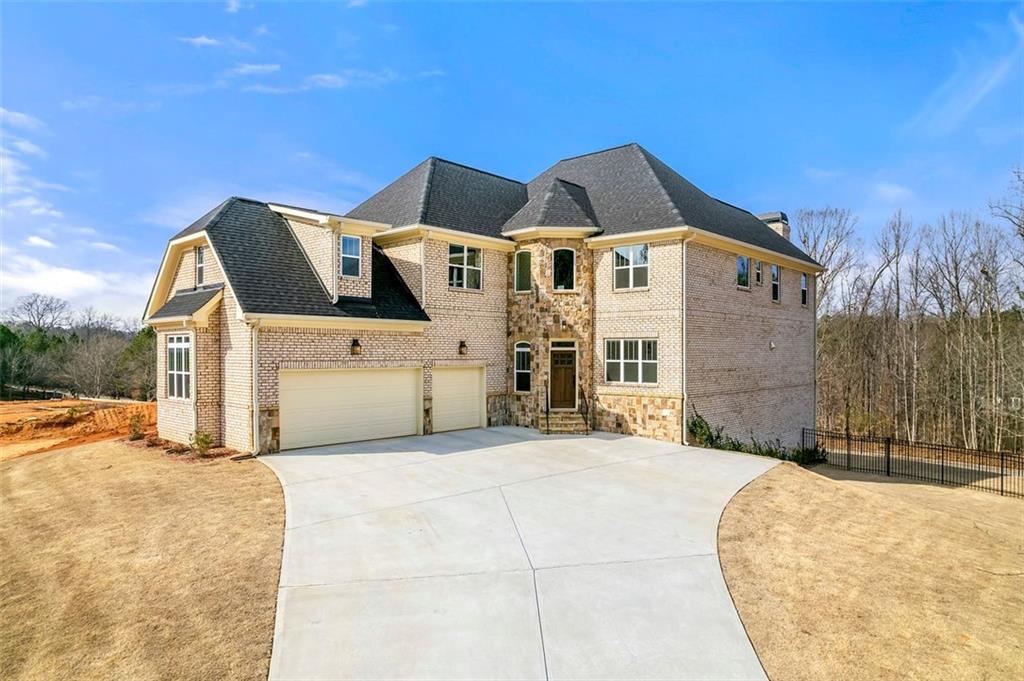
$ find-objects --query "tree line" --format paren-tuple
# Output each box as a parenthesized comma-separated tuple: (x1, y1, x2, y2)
(795, 169, 1024, 452)
(0, 294, 155, 400)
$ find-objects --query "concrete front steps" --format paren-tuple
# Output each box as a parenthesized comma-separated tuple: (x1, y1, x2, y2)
(540, 411, 590, 435)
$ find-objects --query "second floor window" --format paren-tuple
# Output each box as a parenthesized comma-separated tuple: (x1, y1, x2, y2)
(167, 334, 191, 400)
(801, 273, 808, 306)
(771, 264, 781, 302)
(514, 342, 531, 392)
(340, 235, 361, 278)
(449, 244, 482, 289)
(514, 250, 531, 293)
(737, 255, 750, 288)
(613, 244, 649, 289)
(754, 260, 763, 286)
(605, 338, 658, 384)
(195, 246, 205, 285)
(553, 248, 575, 290)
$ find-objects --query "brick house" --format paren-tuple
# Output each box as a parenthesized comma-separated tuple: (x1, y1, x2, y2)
(144, 143, 821, 453)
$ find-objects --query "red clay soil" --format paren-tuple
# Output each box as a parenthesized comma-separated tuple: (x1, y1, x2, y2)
(0, 400, 156, 461)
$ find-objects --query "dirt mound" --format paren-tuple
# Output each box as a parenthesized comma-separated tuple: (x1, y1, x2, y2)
(0, 400, 156, 461)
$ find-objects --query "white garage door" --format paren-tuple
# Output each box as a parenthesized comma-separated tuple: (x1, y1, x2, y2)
(279, 368, 420, 450)
(432, 366, 485, 433)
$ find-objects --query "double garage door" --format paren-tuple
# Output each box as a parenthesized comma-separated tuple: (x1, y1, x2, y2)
(279, 366, 485, 450)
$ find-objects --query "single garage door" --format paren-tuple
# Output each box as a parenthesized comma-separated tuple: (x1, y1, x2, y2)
(432, 366, 485, 433)
(279, 368, 420, 449)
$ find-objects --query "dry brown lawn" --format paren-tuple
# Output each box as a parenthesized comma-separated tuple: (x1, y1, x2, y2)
(719, 463, 1024, 681)
(0, 440, 284, 681)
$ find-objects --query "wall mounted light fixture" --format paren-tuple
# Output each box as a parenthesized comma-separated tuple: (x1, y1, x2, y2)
(458, 340, 468, 355)
(351, 338, 362, 355)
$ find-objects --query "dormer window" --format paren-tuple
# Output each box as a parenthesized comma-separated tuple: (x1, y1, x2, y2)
(340, 235, 361, 278)
(195, 246, 205, 286)
(552, 248, 576, 291)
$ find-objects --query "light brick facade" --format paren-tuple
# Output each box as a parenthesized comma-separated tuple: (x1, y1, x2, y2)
(154, 226, 816, 452)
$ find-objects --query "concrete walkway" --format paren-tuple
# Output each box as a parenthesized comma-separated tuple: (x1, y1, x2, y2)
(261, 427, 777, 680)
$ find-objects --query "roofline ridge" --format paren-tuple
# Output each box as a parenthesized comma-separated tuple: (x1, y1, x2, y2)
(427, 155, 525, 185)
(202, 197, 239, 234)
(633, 145, 683, 221)
(555, 142, 639, 163)
(550, 177, 588, 190)
(417, 157, 436, 224)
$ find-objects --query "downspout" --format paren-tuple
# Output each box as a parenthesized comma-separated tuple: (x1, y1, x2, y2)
(681, 234, 695, 445)
(250, 321, 260, 454)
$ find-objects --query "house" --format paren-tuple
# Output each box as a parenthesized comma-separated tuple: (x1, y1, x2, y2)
(144, 143, 821, 453)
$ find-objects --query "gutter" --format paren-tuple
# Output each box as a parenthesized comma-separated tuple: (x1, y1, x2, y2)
(681, 234, 696, 446)
(250, 320, 260, 454)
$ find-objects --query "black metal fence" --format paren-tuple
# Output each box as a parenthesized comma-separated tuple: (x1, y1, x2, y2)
(802, 428, 1023, 498)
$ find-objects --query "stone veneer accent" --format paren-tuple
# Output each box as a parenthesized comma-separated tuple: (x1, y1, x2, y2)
(507, 238, 594, 429)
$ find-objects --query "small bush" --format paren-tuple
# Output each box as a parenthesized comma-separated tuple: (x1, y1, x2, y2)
(190, 430, 214, 458)
(128, 413, 144, 441)
(687, 407, 820, 465)
(787, 444, 828, 465)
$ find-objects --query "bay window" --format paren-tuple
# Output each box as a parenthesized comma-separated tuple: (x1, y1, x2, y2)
(552, 248, 575, 290)
(514, 250, 531, 293)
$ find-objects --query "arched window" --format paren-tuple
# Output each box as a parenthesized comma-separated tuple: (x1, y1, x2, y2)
(552, 248, 575, 291)
(514, 342, 531, 392)
(514, 250, 531, 293)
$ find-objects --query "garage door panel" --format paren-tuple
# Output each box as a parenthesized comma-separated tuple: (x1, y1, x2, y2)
(279, 369, 420, 450)
(433, 367, 484, 433)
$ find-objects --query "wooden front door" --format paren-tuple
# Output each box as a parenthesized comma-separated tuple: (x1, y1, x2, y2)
(550, 351, 576, 409)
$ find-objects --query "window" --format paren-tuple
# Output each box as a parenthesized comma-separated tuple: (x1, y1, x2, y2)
(167, 335, 191, 399)
(613, 244, 649, 289)
(514, 342, 531, 392)
(195, 246, 205, 286)
(340, 235, 361, 278)
(605, 339, 658, 384)
(737, 255, 750, 288)
(514, 250, 531, 293)
(448, 244, 482, 290)
(800, 273, 808, 306)
(552, 248, 575, 290)
(771, 264, 780, 302)
(754, 260, 763, 286)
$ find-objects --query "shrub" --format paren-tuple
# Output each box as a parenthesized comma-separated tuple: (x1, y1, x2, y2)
(787, 444, 828, 465)
(190, 430, 213, 458)
(687, 408, 821, 465)
(128, 413, 144, 441)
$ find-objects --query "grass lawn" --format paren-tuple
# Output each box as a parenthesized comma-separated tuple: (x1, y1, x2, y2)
(0, 440, 283, 681)
(719, 462, 1024, 681)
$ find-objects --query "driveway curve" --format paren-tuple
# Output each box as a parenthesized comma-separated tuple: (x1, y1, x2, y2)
(261, 426, 777, 680)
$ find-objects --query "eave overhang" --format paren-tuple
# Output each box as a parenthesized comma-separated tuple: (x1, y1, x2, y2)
(241, 312, 429, 332)
(501, 226, 601, 241)
(373, 224, 516, 252)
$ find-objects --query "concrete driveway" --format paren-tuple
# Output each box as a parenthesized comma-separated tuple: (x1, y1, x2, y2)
(261, 427, 777, 681)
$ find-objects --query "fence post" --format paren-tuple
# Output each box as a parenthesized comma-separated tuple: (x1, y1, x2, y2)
(885, 437, 891, 477)
(940, 445, 945, 485)
(846, 431, 851, 471)
(1000, 452, 1005, 496)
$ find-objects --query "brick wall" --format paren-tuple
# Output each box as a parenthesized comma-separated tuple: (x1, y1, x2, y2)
(685, 242, 815, 447)
(168, 242, 224, 294)
(338, 233, 373, 299)
(382, 237, 424, 306)
(287, 219, 335, 297)
(156, 330, 195, 443)
(591, 239, 685, 441)
(195, 311, 222, 445)
(219, 286, 253, 451)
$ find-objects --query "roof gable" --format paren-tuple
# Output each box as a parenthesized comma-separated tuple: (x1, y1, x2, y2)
(502, 179, 599, 233)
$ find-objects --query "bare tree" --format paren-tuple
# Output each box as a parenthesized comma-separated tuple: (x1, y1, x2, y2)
(793, 207, 859, 313)
(4, 294, 71, 333)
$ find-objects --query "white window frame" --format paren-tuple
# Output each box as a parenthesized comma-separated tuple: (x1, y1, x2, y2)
(737, 255, 750, 289)
(340, 235, 362, 279)
(754, 260, 763, 286)
(604, 338, 658, 385)
(612, 243, 649, 290)
(771, 264, 781, 303)
(801, 273, 808, 306)
(514, 250, 531, 293)
(552, 248, 576, 291)
(195, 246, 205, 286)
(166, 334, 192, 400)
(448, 243, 482, 290)
(514, 341, 531, 392)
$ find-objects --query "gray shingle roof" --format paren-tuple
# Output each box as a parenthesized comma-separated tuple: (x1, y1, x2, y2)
(501, 178, 599, 233)
(149, 284, 224, 319)
(172, 198, 428, 322)
(346, 157, 527, 237)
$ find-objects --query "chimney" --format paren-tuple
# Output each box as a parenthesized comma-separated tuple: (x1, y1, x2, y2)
(758, 211, 790, 241)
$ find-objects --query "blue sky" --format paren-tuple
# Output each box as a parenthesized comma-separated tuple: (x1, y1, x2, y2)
(2, 1, 1022, 317)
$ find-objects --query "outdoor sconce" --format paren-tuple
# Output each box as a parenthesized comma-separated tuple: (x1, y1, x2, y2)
(458, 340, 468, 355)
(769, 341, 776, 351)
(351, 338, 362, 355)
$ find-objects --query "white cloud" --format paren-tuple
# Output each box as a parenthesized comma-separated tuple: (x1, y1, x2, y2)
(24, 235, 56, 248)
(89, 241, 122, 252)
(11, 139, 46, 158)
(908, 10, 1024, 136)
(225, 0, 251, 12)
(0, 107, 43, 131)
(1, 246, 154, 318)
(178, 35, 221, 47)
(253, 24, 270, 37)
(68, 226, 98, 236)
(225, 63, 281, 77)
(874, 182, 914, 203)
(246, 69, 398, 95)
(8, 196, 63, 217)
(60, 95, 103, 110)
